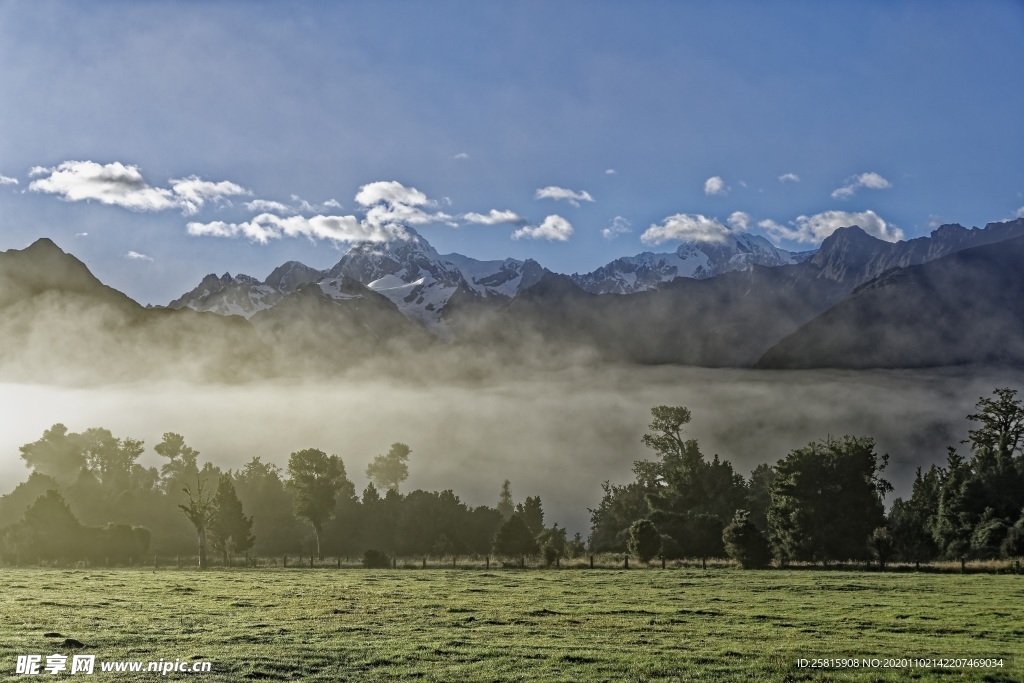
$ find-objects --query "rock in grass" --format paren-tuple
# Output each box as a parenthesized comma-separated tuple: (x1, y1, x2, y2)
(43, 632, 64, 638)
(61, 638, 86, 648)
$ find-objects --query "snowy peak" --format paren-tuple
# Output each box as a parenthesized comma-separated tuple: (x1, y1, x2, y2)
(572, 233, 805, 294)
(167, 272, 282, 318)
(440, 254, 546, 299)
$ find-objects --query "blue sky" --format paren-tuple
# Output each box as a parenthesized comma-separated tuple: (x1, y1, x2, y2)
(1, 1, 1022, 304)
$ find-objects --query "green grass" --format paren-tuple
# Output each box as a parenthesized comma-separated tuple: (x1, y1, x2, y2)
(0, 567, 1021, 681)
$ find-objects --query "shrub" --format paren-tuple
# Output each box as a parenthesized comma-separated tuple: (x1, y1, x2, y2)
(362, 549, 391, 569)
(722, 510, 771, 569)
(628, 519, 661, 563)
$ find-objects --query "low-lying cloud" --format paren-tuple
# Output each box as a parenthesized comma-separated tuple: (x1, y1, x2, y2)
(760, 209, 903, 244)
(641, 213, 731, 245)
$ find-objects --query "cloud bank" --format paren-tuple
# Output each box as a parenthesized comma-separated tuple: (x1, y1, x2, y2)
(28, 161, 249, 214)
(759, 209, 903, 243)
(641, 214, 731, 245)
(462, 209, 527, 226)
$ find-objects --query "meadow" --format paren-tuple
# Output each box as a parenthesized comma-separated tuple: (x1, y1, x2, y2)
(1, 566, 1021, 682)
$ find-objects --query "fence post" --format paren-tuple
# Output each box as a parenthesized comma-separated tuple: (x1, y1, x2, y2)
(310, 555, 314, 568)
(961, 557, 966, 574)
(589, 555, 594, 569)
(337, 556, 341, 569)
(485, 556, 489, 570)
(392, 557, 396, 569)
(154, 555, 158, 570)
(284, 555, 287, 568)
(452, 556, 456, 569)
(520, 556, 525, 568)
(556, 556, 560, 569)
(661, 556, 666, 570)
(624, 556, 629, 570)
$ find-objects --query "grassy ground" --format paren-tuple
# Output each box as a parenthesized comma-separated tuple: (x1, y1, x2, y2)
(0, 567, 1021, 682)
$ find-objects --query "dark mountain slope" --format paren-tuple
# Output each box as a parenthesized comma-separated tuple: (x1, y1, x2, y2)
(756, 235, 1024, 369)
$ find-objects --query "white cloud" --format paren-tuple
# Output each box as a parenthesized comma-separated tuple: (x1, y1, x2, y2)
(512, 215, 574, 241)
(29, 161, 178, 211)
(704, 176, 728, 196)
(454, 152, 470, 160)
(323, 198, 342, 209)
(0, 174, 17, 185)
(75, 232, 88, 237)
(28, 160, 248, 214)
(170, 176, 249, 215)
(1014, 207, 1024, 219)
(124, 251, 153, 262)
(462, 209, 527, 226)
(188, 212, 406, 245)
(601, 216, 631, 240)
(726, 211, 752, 232)
(778, 173, 800, 183)
(355, 181, 431, 207)
(245, 199, 293, 214)
(535, 186, 594, 207)
(831, 171, 892, 199)
(759, 209, 903, 244)
(605, 168, 617, 175)
(641, 213, 731, 245)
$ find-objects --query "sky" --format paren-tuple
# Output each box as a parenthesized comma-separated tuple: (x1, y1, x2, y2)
(1, 1, 1023, 305)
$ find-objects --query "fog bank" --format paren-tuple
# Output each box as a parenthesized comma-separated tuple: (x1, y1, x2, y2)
(3, 365, 1021, 535)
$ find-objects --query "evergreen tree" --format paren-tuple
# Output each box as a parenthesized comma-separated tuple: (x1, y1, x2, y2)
(515, 496, 544, 537)
(493, 514, 539, 559)
(210, 473, 254, 565)
(628, 518, 661, 563)
(497, 480, 514, 521)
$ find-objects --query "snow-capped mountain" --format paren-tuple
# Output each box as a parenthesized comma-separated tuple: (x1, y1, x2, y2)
(167, 272, 284, 318)
(168, 229, 546, 332)
(571, 232, 810, 294)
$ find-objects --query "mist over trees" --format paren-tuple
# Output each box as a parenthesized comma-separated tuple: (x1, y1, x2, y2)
(2, 387, 1023, 568)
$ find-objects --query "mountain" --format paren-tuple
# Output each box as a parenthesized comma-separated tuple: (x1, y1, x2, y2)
(755, 235, 1024, 369)
(571, 233, 809, 294)
(0, 239, 269, 383)
(168, 272, 285, 318)
(807, 218, 1024, 288)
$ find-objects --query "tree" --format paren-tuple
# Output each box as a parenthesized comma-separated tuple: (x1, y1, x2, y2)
(745, 464, 776, 532)
(628, 518, 662, 563)
(589, 480, 655, 553)
(497, 480, 514, 521)
(80, 428, 144, 489)
(365, 442, 411, 493)
(155, 433, 200, 493)
(768, 435, 891, 564)
(178, 479, 216, 569)
(887, 466, 941, 564)
(18, 424, 86, 485)
(515, 496, 544, 537)
(287, 448, 348, 559)
(210, 474, 254, 565)
(493, 514, 539, 559)
(868, 527, 895, 570)
(722, 510, 771, 569)
(14, 490, 83, 561)
(964, 388, 1024, 520)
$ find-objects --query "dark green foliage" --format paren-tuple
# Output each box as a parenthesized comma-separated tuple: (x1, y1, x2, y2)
(541, 542, 559, 567)
(745, 464, 776, 532)
(868, 527, 894, 569)
(362, 549, 391, 568)
(493, 514, 539, 558)
(887, 466, 941, 563)
(722, 510, 771, 569)
(627, 518, 661, 563)
(659, 534, 683, 560)
(233, 457, 305, 556)
(768, 435, 891, 564)
(365, 442, 411, 493)
(154, 433, 200, 494)
(287, 448, 350, 559)
(515, 496, 544, 537)
(588, 480, 655, 553)
(210, 473, 254, 564)
(18, 424, 87, 485)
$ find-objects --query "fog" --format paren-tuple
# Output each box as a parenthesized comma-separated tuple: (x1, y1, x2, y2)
(4, 365, 1021, 536)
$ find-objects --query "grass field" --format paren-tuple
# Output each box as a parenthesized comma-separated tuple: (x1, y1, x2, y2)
(1, 567, 1021, 682)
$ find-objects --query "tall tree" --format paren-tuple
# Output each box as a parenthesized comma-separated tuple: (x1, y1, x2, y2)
(287, 448, 348, 559)
(80, 428, 144, 489)
(178, 479, 216, 569)
(493, 514, 539, 559)
(365, 442, 411, 493)
(964, 387, 1024, 520)
(515, 495, 544, 537)
(497, 480, 514, 521)
(210, 473, 254, 565)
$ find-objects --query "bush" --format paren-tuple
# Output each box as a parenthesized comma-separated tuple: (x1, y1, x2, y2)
(492, 514, 539, 558)
(362, 549, 391, 569)
(722, 510, 771, 569)
(628, 519, 661, 563)
(542, 542, 559, 567)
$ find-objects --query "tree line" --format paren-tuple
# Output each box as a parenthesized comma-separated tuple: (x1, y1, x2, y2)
(2, 387, 1022, 569)
(592, 388, 1024, 568)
